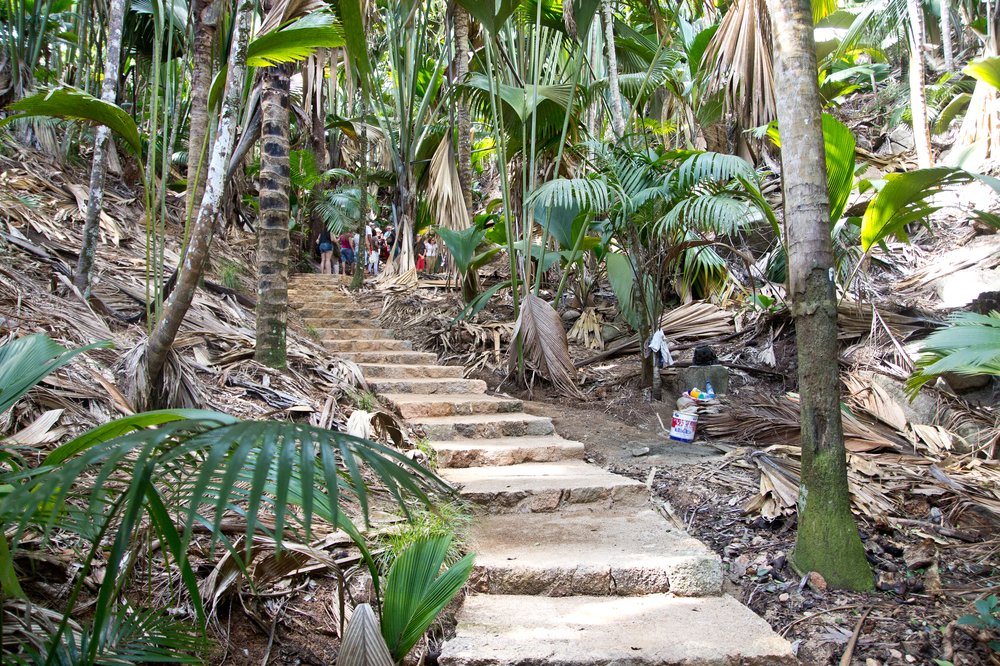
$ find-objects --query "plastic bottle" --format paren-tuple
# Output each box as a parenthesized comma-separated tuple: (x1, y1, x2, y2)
(706, 381, 716, 400)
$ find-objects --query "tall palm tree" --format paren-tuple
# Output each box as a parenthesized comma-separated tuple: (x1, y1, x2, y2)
(255, 61, 293, 368)
(74, 0, 127, 295)
(601, 0, 626, 139)
(766, 0, 874, 591)
(184, 0, 223, 225)
(907, 0, 933, 167)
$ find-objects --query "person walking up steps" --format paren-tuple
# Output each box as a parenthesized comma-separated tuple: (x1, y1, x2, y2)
(339, 232, 355, 276)
(316, 227, 334, 274)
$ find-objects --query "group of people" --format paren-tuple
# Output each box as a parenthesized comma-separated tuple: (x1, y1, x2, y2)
(316, 224, 396, 276)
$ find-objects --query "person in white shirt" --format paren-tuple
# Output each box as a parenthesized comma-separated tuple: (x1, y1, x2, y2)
(425, 235, 439, 273)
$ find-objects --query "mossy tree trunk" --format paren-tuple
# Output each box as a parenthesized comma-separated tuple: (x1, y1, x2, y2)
(74, 0, 127, 295)
(254, 64, 292, 368)
(766, 0, 874, 592)
(351, 111, 368, 291)
(145, 0, 254, 403)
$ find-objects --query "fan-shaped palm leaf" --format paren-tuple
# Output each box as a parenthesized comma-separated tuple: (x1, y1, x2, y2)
(907, 312, 1000, 396)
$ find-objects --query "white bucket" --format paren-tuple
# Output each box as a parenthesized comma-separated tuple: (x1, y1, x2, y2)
(670, 410, 698, 443)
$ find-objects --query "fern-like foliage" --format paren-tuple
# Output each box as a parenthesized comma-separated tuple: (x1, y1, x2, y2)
(906, 312, 1000, 397)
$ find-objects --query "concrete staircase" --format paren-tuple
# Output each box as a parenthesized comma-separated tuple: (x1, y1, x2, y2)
(288, 274, 796, 666)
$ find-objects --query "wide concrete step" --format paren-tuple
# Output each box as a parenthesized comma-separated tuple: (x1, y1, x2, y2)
(300, 312, 377, 324)
(313, 327, 392, 340)
(439, 594, 796, 666)
(432, 435, 584, 468)
(324, 339, 413, 352)
(383, 393, 522, 419)
(368, 377, 487, 395)
(412, 412, 554, 441)
(359, 363, 465, 379)
(288, 292, 354, 304)
(338, 350, 438, 364)
(468, 508, 721, 597)
(288, 275, 351, 285)
(439, 461, 647, 513)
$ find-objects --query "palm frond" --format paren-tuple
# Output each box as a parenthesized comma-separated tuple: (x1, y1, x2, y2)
(509, 294, 582, 398)
(907, 312, 1000, 396)
(0, 335, 110, 417)
(528, 177, 612, 214)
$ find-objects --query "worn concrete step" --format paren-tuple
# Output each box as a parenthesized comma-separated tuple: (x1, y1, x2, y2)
(383, 393, 521, 419)
(300, 311, 376, 323)
(324, 339, 412, 353)
(314, 328, 392, 341)
(411, 412, 554, 441)
(432, 435, 584, 468)
(468, 508, 722, 597)
(337, 350, 438, 365)
(288, 275, 352, 285)
(438, 594, 796, 666)
(288, 292, 354, 303)
(358, 363, 465, 379)
(368, 377, 487, 395)
(439, 460, 647, 513)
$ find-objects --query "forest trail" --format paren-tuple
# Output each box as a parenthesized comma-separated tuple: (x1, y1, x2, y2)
(289, 273, 797, 665)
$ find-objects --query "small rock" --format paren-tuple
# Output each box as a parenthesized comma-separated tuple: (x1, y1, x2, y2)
(904, 541, 936, 571)
(732, 554, 751, 577)
(779, 592, 790, 602)
(866, 659, 880, 666)
(806, 571, 827, 594)
(631, 446, 650, 457)
(890, 648, 904, 660)
(561, 309, 581, 321)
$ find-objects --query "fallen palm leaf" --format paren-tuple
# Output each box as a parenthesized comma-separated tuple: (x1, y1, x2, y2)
(567, 307, 604, 350)
(509, 294, 583, 399)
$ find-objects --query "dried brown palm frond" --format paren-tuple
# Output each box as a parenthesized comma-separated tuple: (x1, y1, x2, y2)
(700, 391, 904, 453)
(426, 134, 470, 233)
(375, 267, 418, 292)
(703, 0, 775, 129)
(659, 301, 734, 341)
(509, 294, 583, 399)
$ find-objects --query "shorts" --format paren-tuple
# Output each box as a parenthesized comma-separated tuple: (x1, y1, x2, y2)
(319, 242, 333, 252)
(341, 248, 355, 264)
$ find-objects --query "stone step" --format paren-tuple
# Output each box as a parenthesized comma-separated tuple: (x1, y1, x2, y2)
(368, 377, 487, 395)
(300, 312, 376, 323)
(314, 328, 392, 341)
(432, 435, 584, 468)
(288, 292, 354, 304)
(324, 339, 413, 352)
(467, 508, 721, 597)
(438, 461, 647, 514)
(438, 594, 796, 666)
(383, 393, 521, 419)
(337, 350, 438, 365)
(288, 275, 352, 285)
(359, 363, 465, 379)
(411, 412, 554, 441)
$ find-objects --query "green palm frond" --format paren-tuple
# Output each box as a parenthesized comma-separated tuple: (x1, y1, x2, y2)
(907, 312, 1000, 397)
(0, 86, 142, 155)
(965, 56, 1000, 92)
(0, 334, 111, 417)
(248, 14, 346, 67)
(528, 177, 614, 214)
(314, 186, 366, 234)
(671, 152, 761, 192)
(380, 537, 474, 661)
(657, 191, 761, 236)
(1, 416, 448, 661)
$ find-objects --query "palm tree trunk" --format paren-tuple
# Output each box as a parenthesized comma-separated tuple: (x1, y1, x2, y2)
(766, 0, 874, 591)
(941, 0, 954, 71)
(74, 0, 127, 295)
(454, 5, 473, 211)
(351, 115, 369, 291)
(254, 65, 292, 368)
(907, 0, 933, 167)
(145, 0, 254, 402)
(184, 0, 221, 227)
(601, 0, 625, 140)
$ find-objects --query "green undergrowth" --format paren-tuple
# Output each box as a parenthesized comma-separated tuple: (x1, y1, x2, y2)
(373, 501, 473, 569)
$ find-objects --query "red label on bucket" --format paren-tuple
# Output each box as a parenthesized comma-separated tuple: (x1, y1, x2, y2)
(670, 410, 697, 442)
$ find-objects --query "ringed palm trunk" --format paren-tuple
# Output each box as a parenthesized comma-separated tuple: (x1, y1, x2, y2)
(907, 0, 933, 167)
(74, 0, 127, 295)
(941, 0, 954, 71)
(351, 116, 369, 291)
(766, 0, 874, 591)
(145, 0, 254, 405)
(601, 0, 625, 140)
(454, 5, 474, 210)
(185, 0, 222, 227)
(255, 65, 292, 368)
